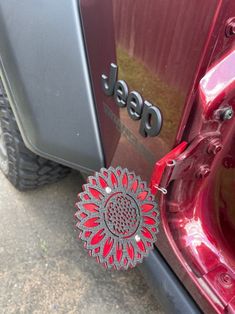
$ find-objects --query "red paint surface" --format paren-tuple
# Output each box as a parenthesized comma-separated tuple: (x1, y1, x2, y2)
(113, 0, 215, 92)
(158, 49, 235, 313)
(199, 50, 235, 118)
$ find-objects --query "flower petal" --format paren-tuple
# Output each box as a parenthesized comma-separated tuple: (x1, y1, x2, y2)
(126, 243, 135, 260)
(116, 242, 123, 262)
(130, 179, 138, 192)
(91, 229, 105, 245)
(83, 203, 99, 213)
(137, 191, 148, 201)
(136, 239, 146, 252)
(94, 247, 100, 253)
(109, 255, 114, 265)
(110, 171, 118, 187)
(88, 187, 103, 200)
(103, 237, 114, 258)
(80, 212, 87, 219)
(83, 217, 100, 228)
(84, 231, 92, 238)
(143, 216, 156, 225)
(122, 172, 128, 187)
(99, 176, 108, 188)
(82, 193, 90, 200)
(141, 227, 153, 239)
(141, 203, 154, 212)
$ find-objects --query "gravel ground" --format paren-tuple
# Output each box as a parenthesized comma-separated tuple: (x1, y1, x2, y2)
(0, 170, 164, 314)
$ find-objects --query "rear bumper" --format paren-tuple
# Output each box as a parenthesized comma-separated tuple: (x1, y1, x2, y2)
(139, 248, 201, 314)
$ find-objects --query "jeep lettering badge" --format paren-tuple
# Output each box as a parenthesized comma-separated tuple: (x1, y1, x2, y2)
(102, 63, 163, 137)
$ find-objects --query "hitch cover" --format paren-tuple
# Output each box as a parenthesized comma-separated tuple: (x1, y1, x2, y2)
(75, 167, 159, 270)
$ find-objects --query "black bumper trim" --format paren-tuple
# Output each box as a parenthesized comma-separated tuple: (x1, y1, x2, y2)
(139, 248, 202, 314)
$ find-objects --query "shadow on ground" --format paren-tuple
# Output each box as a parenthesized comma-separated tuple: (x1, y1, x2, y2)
(0, 170, 163, 313)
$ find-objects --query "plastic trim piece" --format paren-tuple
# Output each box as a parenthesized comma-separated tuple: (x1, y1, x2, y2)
(0, 0, 104, 173)
(139, 248, 201, 314)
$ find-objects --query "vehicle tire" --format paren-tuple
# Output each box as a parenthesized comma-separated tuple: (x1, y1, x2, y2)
(0, 82, 70, 191)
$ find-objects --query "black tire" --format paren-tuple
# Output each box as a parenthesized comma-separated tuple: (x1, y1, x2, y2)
(0, 81, 70, 191)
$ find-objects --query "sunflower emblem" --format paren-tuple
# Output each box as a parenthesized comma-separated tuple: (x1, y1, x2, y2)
(75, 167, 159, 270)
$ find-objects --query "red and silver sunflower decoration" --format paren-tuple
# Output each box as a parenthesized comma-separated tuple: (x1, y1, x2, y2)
(75, 167, 159, 270)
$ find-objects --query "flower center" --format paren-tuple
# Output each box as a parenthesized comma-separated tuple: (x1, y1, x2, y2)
(105, 193, 140, 238)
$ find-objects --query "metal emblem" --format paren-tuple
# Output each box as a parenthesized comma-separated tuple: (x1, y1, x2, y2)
(102, 63, 163, 138)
